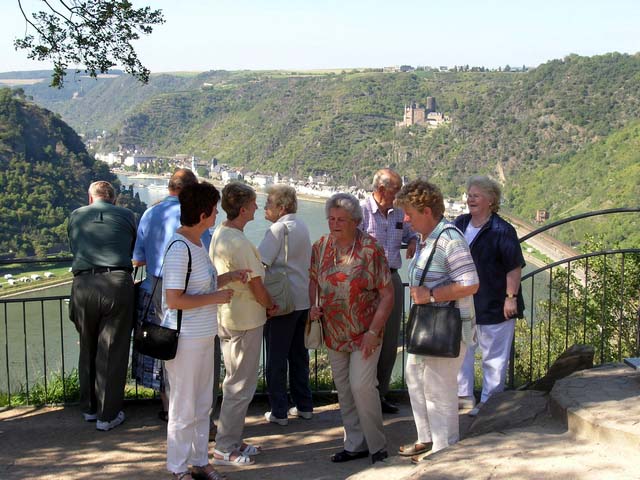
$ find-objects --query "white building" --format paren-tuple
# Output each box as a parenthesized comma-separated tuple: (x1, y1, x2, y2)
(124, 155, 156, 168)
(221, 170, 241, 183)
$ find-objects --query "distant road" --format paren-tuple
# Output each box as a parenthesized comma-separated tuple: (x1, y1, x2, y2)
(503, 213, 580, 268)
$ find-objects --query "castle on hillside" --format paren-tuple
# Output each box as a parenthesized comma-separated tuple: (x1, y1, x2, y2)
(396, 97, 450, 128)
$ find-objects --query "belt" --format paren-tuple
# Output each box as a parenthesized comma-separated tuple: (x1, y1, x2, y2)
(74, 267, 133, 277)
(390, 268, 398, 273)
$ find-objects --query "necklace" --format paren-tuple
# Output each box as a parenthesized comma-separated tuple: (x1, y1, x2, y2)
(333, 239, 356, 266)
(470, 214, 491, 228)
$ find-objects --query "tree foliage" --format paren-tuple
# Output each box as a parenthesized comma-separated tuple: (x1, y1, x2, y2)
(514, 237, 640, 386)
(0, 87, 146, 256)
(14, 0, 164, 88)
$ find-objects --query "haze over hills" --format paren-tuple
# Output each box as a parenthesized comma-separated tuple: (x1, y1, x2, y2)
(3, 53, 640, 247)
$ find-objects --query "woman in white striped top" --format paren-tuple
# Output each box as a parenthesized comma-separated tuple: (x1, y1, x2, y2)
(164, 182, 249, 480)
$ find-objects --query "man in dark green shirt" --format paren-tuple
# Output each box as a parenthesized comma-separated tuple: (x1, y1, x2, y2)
(68, 180, 136, 431)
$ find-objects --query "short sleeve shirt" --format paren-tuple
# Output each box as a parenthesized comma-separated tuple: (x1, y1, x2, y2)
(310, 231, 391, 352)
(210, 224, 267, 331)
(409, 219, 479, 345)
(161, 233, 218, 338)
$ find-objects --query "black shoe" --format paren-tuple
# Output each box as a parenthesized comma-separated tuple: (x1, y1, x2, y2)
(371, 449, 388, 464)
(330, 450, 369, 463)
(380, 398, 399, 414)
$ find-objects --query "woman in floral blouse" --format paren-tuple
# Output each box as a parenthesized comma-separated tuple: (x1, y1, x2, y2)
(309, 192, 394, 465)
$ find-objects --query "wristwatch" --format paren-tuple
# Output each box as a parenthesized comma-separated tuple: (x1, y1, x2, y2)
(506, 293, 517, 299)
(429, 289, 436, 303)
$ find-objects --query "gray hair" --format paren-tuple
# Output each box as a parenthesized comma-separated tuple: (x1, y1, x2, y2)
(325, 192, 363, 223)
(467, 175, 501, 213)
(372, 168, 402, 191)
(266, 184, 297, 214)
(88, 181, 115, 203)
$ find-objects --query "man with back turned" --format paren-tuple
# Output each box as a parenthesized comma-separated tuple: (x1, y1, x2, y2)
(68, 180, 136, 431)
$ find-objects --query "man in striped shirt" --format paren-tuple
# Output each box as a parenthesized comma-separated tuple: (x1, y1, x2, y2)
(360, 168, 417, 414)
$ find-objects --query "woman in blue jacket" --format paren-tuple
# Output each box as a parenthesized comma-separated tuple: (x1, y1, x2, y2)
(455, 176, 525, 416)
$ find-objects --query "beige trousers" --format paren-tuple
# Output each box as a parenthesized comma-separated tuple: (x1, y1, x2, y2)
(328, 347, 386, 454)
(214, 323, 264, 452)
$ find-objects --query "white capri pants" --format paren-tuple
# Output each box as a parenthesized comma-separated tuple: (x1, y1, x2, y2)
(457, 319, 515, 403)
(406, 343, 466, 453)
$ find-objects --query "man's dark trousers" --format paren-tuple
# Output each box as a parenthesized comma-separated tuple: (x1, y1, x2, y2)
(377, 270, 403, 397)
(71, 270, 134, 422)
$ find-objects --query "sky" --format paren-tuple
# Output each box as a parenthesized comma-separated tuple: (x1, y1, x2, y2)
(0, 0, 639, 73)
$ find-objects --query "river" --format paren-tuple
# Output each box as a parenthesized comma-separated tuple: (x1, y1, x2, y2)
(1, 176, 542, 396)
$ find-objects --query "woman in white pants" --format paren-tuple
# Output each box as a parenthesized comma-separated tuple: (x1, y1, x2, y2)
(163, 182, 248, 480)
(395, 179, 479, 459)
(455, 176, 525, 416)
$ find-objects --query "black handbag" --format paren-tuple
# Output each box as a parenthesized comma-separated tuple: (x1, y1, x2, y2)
(406, 227, 462, 358)
(133, 240, 191, 361)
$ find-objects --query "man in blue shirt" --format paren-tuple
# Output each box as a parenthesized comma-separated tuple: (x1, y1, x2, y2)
(132, 168, 216, 424)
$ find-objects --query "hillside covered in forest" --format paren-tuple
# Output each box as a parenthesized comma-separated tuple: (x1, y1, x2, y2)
(10, 53, 640, 247)
(0, 88, 146, 256)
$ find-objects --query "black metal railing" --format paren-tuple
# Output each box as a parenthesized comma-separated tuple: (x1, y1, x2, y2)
(508, 207, 640, 388)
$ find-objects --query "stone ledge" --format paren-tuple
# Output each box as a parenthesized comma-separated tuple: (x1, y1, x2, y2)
(550, 363, 640, 453)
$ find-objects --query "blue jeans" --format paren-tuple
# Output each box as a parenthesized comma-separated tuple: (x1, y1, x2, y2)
(264, 309, 313, 418)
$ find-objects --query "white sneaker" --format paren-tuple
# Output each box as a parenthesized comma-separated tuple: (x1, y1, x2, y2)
(458, 396, 476, 410)
(468, 402, 484, 417)
(96, 411, 125, 431)
(82, 412, 98, 422)
(288, 407, 313, 420)
(264, 411, 288, 426)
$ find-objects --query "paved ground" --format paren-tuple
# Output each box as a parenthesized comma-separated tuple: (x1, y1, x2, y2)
(0, 395, 459, 480)
(1, 364, 639, 480)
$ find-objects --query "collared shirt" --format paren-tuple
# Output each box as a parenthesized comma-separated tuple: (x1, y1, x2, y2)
(408, 218, 478, 346)
(455, 213, 526, 325)
(310, 231, 391, 352)
(133, 195, 212, 292)
(360, 194, 416, 269)
(68, 199, 136, 272)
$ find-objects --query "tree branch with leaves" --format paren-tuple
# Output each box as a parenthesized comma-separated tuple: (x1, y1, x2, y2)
(14, 0, 164, 88)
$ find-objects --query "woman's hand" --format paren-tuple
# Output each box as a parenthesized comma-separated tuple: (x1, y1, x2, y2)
(267, 304, 279, 317)
(409, 286, 430, 304)
(504, 297, 518, 319)
(218, 269, 251, 287)
(309, 305, 323, 321)
(211, 289, 234, 305)
(361, 331, 381, 360)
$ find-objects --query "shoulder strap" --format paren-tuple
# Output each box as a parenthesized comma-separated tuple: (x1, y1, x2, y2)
(417, 226, 457, 286)
(282, 223, 289, 267)
(314, 236, 329, 307)
(144, 238, 192, 333)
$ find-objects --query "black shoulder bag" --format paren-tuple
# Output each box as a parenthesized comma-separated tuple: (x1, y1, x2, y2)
(406, 227, 463, 358)
(133, 239, 192, 360)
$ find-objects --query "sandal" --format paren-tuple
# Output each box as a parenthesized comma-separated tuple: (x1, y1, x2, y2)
(172, 472, 190, 480)
(330, 450, 369, 463)
(398, 442, 432, 456)
(238, 443, 261, 456)
(190, 464, 226, 480)
(212, 449, 255, 467)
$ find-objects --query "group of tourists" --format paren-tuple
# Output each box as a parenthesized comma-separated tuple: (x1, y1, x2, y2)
(67, 167, 524, 479)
